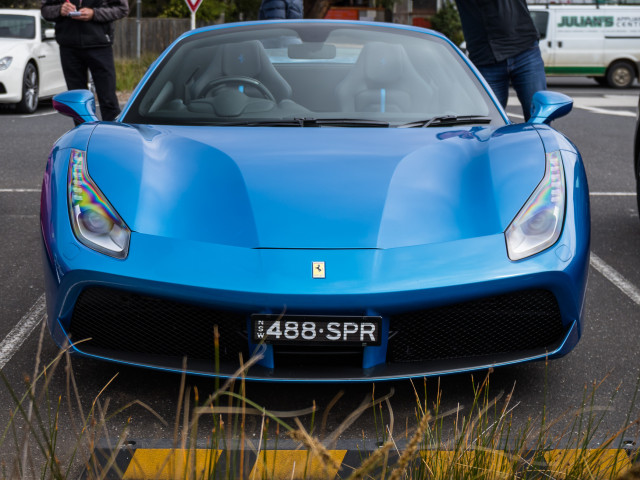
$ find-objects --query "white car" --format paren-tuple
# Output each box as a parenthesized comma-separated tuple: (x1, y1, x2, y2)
(0, 9, 66, 113)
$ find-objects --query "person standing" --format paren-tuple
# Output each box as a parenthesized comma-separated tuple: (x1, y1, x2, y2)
(454, 0, 546, 121)
(258, 0, 303, 20)
(41, 0, 129, 122)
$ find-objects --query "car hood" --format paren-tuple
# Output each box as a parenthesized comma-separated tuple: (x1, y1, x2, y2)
(85, 123, 546, 249)
(0, 39, 30, 56)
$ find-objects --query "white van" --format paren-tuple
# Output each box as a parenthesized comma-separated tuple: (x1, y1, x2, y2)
(528, 4, 640, 88)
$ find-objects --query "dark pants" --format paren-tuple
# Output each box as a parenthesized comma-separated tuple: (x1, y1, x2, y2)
(477, 44, 547, 122)
(59, 45, 120, 122)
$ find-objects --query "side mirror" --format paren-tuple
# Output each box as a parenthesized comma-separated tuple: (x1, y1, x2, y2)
(43, 28, 56, 40)
(528, 91, 573, 125)
(52, 89, 99, 124)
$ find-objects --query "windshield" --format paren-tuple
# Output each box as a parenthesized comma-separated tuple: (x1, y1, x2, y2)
(123, 23, 503, 127)
(0, 15, 35, 39)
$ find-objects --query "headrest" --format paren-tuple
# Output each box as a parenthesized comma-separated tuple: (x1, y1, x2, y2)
(362, 43, 404, 87)
(222, 41, 263, 77)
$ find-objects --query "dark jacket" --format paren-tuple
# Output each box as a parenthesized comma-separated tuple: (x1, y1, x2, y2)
(41, 0, 129, 48)
(258, 0, 303, 19)
(455, 0, 539, 66)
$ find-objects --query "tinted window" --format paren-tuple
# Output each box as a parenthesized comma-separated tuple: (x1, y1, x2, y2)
(0, 15, 36, 39)
(530, 10, 549, 39)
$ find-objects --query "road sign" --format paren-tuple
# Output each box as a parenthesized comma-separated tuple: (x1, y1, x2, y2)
(184, 0, 203, 14)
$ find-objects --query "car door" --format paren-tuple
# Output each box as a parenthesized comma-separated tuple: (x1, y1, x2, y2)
(36, 17, 65, 97)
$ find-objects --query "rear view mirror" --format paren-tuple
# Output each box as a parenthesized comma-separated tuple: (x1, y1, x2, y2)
(528, 91, 573, 125)
(288, 43, 336, 60)
(53, 89, 99, 124)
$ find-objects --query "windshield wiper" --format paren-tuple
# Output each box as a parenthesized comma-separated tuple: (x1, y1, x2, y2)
(205, 118, 390, 127)
(294, 118, 390, 127)
(211, 120, 304, 127)
(398, 115, 492, 128)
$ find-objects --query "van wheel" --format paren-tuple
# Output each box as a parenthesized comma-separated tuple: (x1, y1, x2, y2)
(606, 61, 636, 88)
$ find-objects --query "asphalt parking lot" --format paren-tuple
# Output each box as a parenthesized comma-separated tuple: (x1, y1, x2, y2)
(1, 77, 639, 476)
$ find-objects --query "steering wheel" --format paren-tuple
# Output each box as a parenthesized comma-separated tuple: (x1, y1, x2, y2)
(199, 76, 276, 102)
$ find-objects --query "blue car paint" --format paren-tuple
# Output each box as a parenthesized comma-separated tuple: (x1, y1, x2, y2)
(530, 91, 574, 125)
(83, 123, 544, 249)
(51, 90, 99, 124)
(40, 125, 590, 381)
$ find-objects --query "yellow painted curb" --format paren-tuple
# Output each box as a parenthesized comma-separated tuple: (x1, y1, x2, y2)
(85, 447, 635, 480)
(123, 449, 222, 480)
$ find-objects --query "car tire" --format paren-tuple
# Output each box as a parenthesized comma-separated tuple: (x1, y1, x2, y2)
(606, 61, 636, 89)
(15, 62, 38, 114)
(637, 153, 640, 221)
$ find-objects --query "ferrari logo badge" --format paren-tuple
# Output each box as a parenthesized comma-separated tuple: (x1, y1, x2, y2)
(312, 261, 325, 279)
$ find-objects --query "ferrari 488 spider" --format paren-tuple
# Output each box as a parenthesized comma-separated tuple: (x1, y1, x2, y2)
(41, 20, 590, 381)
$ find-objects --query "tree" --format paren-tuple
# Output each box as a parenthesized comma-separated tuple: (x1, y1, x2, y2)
(140, 0, 174, 17)
(429, 0, 464, 46)
(0, 0, 332, 20)
(304, 0, 331, 19)
(157, 0, 262, 22)
(228, 0, 263, 21)
(159, 0, 226, 21)
(0, 0, 40, 7)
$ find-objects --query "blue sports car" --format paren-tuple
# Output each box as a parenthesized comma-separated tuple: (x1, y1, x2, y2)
(41, 20, 590, 381)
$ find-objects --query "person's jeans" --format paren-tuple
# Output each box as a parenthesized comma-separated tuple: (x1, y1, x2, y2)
(477, 44, 547, 121)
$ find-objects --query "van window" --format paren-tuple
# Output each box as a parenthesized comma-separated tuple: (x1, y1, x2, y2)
(530, 11, 549, 39)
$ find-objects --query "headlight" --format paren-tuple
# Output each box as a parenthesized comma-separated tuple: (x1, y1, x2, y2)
(0, 56, 12, 71)
(67, 149, 130, 258)
(505, 151, 565, 261)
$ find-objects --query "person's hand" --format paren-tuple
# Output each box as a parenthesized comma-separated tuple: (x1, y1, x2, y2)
(76, 8, 95, 21)
(60, 2, 76, 16)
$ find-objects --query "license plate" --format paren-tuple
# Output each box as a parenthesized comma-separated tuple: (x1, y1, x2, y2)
(251, 314, 382, 346)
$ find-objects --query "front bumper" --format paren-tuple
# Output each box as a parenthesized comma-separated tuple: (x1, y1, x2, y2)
(42, 224, 589, 381)
(0, 64, 24, 103)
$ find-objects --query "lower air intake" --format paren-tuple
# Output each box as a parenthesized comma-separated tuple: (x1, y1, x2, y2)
(388, 289, 564, 363)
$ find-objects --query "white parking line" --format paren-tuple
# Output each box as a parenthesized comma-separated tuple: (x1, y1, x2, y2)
(590, 253, 640, 307)
(19, 111, 57, 119)
(577, 106, 636, 117)
(590, 192, 636, 196)
(0, 295, 46, 370)
(0, 189, 40, 193)
(575, 95, 637, 108)
(508, 94, 637, 118)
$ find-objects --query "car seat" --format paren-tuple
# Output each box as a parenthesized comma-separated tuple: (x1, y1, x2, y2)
(336, 42, 433, 113)
(187, 40, 293, 103)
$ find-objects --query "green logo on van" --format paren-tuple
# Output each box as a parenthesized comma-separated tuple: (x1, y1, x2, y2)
(557, 16, 614, 27)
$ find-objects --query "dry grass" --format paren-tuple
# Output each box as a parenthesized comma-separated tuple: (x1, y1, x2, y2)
(114, 54, 157, 97)
(1, 325, 639, 479)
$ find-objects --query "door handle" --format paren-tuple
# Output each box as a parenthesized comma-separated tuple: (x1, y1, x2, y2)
(558, 41, 563, 48)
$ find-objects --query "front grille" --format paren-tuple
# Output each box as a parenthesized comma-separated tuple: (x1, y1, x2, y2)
(274, 345, 363, 369)
(69, 287, 250, 363)
(388, 290, 564, 363)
